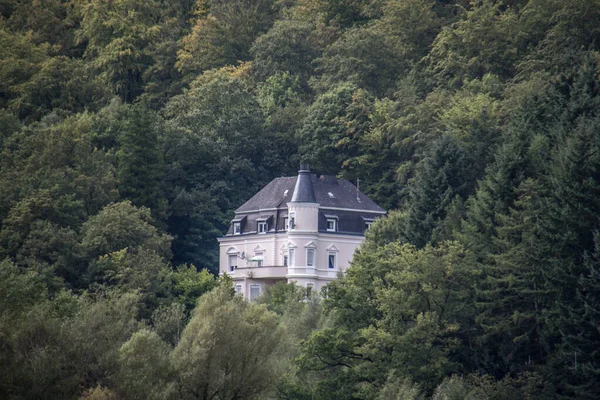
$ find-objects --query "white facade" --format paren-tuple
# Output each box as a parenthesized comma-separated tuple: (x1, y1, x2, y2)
(217, 167, 385, 300)
(218, 203, 368, 299)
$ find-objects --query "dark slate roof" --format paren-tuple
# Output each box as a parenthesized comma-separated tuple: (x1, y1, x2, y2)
(290, 168, 316, 203)
(236, 174, 385, 213)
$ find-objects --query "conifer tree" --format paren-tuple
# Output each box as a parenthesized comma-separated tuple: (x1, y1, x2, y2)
(404, 134, 474, 248)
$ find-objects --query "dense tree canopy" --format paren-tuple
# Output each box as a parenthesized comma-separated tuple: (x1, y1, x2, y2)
(1, 0, 600, 398)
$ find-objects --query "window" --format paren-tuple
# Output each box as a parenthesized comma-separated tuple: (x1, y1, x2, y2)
(283, 217, 288, 231)
(289, 213, 296, 230)
(249, 284, 260, 301)
(233, 222, 241, 235)
(258, 222, 267, 233)
(254, 252, 263, 267)
(289, 248, 295, 267)
(306, 248, 315, 267)
(328, 252, 337, 269)
(228, 254, 237, 272)
(235, 285, 242, 294)
(363, 217, 376, 231)
(283, 254, 288, 267)
(326, 218, 337, 232)
(306, 283, 314, 298)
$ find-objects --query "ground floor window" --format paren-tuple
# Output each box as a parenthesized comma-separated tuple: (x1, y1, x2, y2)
(235, 284, 242, 294)
(306, 283, 314, 298)
(249, 284, 261, 301)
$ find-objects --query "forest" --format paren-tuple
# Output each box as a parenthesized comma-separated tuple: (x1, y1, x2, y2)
(1, 0, 599, 398)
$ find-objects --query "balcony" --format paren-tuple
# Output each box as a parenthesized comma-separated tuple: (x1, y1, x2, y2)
(227, 265, 287, 279)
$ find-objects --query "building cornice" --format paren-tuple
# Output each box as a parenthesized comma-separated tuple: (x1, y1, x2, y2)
(318, 206, 387, 214)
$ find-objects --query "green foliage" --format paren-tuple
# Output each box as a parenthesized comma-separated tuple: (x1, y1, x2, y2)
(176, 0, 277, 76)
(77, 0, 162, 102)
(169, 264, 217, 312)
(115, 102, 167, 218)
(251, 19, 322, 86)
(81, 201, 172, 262)
(117, 330, 175, 400)
(404, 135, 475, 248)
(298, 83, 374, 174)
(427, 0, 521, 87)
(3, 0, 600, 397)
(172, 285, 285, 399)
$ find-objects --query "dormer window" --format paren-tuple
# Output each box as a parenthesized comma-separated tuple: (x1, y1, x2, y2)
(326, 218, 337, 232)
(258, 222, 267, 233)
(362, 217, 376, 232)
(233, 222, 241, 235)
(283, 217, 288, 231)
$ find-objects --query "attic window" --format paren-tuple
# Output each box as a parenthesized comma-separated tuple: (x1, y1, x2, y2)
(233, 222, 241, 235)
(328, 192, 334, 198)
(258, 222, 267, 233)
(326, 218, 337, 232)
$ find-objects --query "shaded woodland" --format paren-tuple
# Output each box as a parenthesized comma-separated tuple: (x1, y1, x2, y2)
(1, 0, 600, 399)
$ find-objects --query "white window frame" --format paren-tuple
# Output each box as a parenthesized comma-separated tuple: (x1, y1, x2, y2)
(289, 212, 296, 230)
(228, 254, 237, 272)
(249, 284, 261, 301)
(326, 218, 337, 232)
(258, 221, 267, 234)
(328, 251, 337, 269)
(288, 248, 296, 267)
(306, 248, 315, 267)
(233, 222, 241, 235)
(283, 217, 289, 231)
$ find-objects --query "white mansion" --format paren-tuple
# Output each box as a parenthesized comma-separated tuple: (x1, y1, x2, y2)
(218, 165, 386, 300)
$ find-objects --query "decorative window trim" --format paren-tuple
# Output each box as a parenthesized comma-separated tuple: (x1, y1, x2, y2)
(226, 247, 239, 254)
